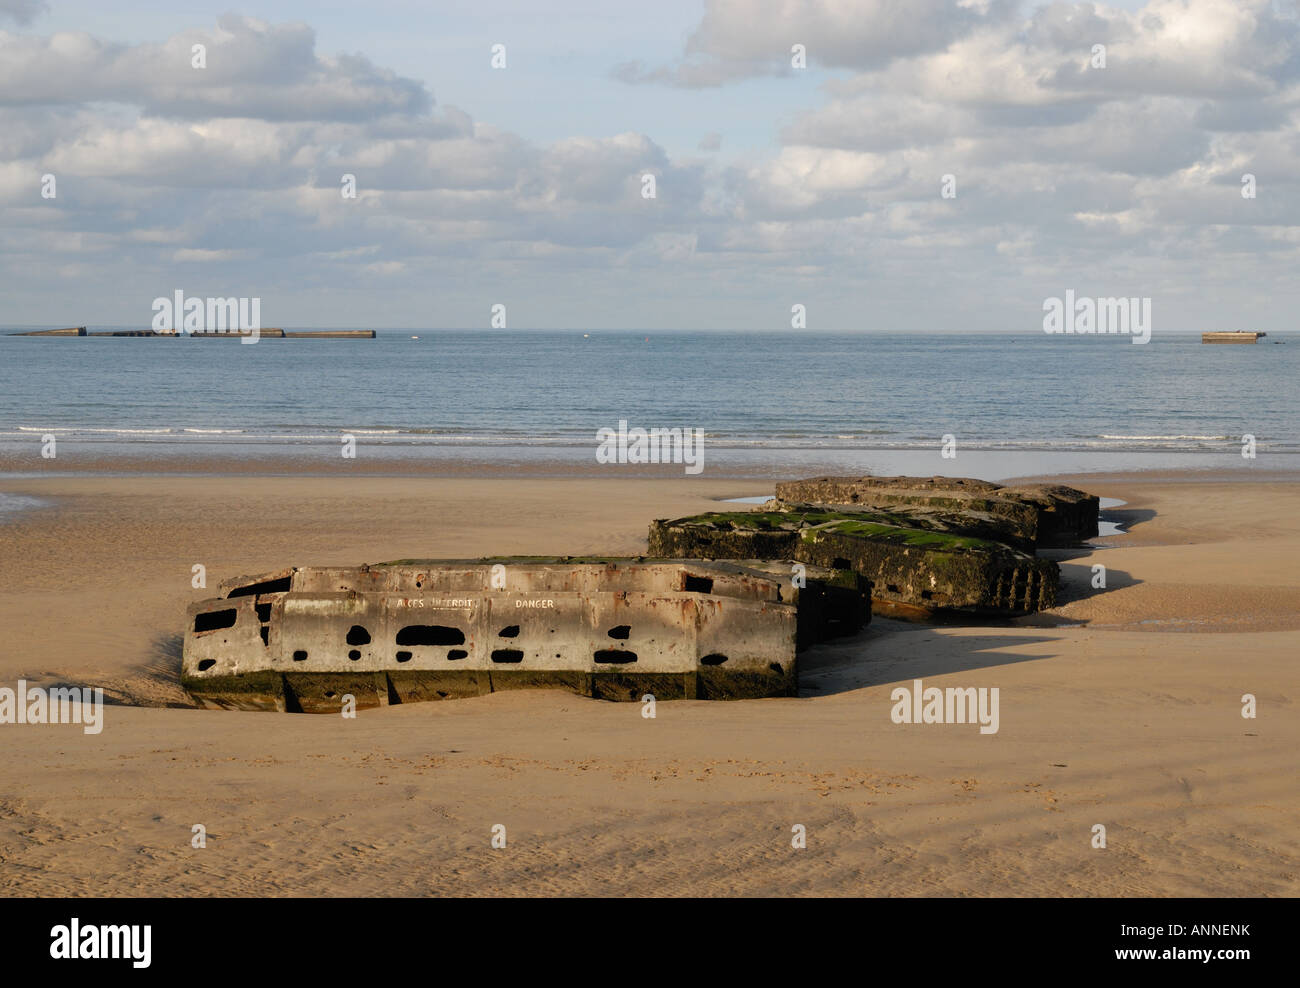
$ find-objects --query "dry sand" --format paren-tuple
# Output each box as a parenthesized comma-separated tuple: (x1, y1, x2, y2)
(0, 472, 1295, 896)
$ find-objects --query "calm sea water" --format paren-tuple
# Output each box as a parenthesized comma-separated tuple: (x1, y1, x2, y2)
(1, 330, 1296, 476)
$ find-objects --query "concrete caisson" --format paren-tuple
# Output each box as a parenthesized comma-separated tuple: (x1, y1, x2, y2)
(182, 559, 871, 711)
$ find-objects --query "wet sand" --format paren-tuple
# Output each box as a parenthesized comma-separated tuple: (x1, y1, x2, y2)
(0, 471, 1296, 896)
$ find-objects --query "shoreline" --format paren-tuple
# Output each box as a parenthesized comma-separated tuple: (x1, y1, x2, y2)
(4, 447, 1298, 484)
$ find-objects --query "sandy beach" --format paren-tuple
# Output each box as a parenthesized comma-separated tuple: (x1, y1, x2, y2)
(0, 469, 1296, 896)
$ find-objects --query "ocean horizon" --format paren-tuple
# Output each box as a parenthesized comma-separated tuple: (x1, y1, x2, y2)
(2, 330, 1295, 476)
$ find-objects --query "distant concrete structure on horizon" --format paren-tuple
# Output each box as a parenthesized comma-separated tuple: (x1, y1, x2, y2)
(1202, 331, 1266, 344)
(9, 327, 375, 338)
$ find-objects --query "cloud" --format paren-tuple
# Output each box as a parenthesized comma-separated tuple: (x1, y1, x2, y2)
(618, 0, 1020, 86)
(0, 0, 45, 26)
(0, 15, 729, 327)
(0, 15, 430, 121)
(5, 3, 1300, 332)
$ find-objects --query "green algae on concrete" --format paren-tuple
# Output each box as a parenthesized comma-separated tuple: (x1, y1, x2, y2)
(649, 508, 1059, 614)
(774, 476, 1098, 547)
(812, 519, 1006, 552)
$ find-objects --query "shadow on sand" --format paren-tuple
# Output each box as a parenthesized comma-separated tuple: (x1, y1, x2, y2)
(1052, 561, 1141, 606)
(1105, 506, 1157, 533)
(798, 619, 1066, 697)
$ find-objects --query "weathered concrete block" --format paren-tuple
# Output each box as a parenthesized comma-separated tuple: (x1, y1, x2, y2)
(766, 498, 1038, 553)
(648, 510, 1059, 615)
(773, 476, 1098, 547)
(777, 476, 1004, 499)
(182, 559, 865, 711)
(997, 483, 1100, 545)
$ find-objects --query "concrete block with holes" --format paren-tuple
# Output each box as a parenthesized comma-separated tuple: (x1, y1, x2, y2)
(181, 558, 870, 712)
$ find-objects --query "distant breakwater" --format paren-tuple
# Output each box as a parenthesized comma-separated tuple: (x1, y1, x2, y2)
(9, 328, 375, 339)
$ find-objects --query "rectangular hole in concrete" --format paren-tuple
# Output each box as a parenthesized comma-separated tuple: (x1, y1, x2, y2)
(683, 575, 714, 594)
(194, 608, 237, 633)
(594, 649, 638, 664)
(396, 625, 465, 646)
(227, 576, 291, 598)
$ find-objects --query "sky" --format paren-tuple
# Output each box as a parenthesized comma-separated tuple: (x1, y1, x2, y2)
(2, 0, 1299, 330)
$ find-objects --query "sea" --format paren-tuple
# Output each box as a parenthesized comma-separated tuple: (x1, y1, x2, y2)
(0, 329, 1296, 480)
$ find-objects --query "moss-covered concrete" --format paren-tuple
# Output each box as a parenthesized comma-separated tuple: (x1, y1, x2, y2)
(649, 509, 1058, 614)
(178, 671, 286, 712)
(774, 476, 1099, 546)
